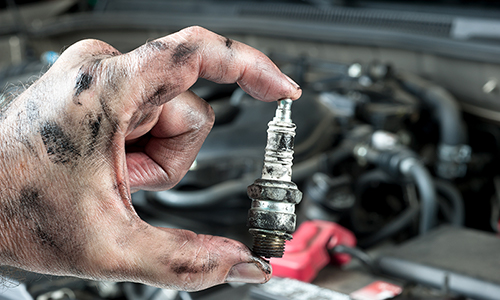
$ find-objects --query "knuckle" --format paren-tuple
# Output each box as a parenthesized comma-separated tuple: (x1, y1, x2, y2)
(179, 25, 208, 38)
(203, 101, 215, 128)
(59, 39, 120, 65)
(70, 38, 106, 49)
(63, 39, 102, 55)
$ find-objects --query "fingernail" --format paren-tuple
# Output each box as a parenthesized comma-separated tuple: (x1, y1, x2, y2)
(225, 262, 269, 283)
(283, 74, 301, 90)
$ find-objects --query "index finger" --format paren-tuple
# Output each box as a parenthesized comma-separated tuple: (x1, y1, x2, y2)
(116, 26, 301, 106)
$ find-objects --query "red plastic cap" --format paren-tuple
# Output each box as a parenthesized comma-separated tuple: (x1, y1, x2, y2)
(270, 220, 356, 282)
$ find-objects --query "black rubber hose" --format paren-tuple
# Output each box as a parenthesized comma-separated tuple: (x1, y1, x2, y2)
(358, 201, 419, 248)
(152, 147, 353, 209)
(331, 244, 378, 273)
(351, 168, 417, 242)
(405, 160, 438, 234)
(362, 148, 438, 237)
(435, 179, 465, 226)
(151, 177, 252, 208)
(350, 169, 396, 235)
(424, 87, 466, 145)
(398, 72, 467, 146)
(437, 196, 454, 224)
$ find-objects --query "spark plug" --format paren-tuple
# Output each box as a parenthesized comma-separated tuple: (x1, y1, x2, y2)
(247, 99, 303, 258)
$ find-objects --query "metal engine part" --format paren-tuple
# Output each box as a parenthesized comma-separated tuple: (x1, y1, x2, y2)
(247, 99, 303, 258)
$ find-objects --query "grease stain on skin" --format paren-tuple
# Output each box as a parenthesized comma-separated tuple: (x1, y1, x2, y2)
(202, 257, 219, 273)
(40, 121, 81, 164)
(224, 37, 233, 49)
(105, 50, 121, 57)
(73, 59, 106, 104)
(9, 186, 86, 269)
(147, 84, 172, 106)
(250, 256, 272, 275)
(26, 99, 39, 122)
(99, 96, 119, 136)
(74, 72, 93, 99)
(146, 40, 169, 51)
(171, 263, 198, 275)
(18, 187, 60, 251)
(128, 108, 153, 132)
(91, 49, 121, 58)
(89, 114, 102, 142)
(172, 43, 198, 65)
(170, 257, 219, 275)
(35, 224, 59, 250)
(84, 112, 102, 155)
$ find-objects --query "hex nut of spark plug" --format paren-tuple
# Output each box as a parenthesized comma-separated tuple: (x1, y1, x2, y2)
(247, 182, 300, 233)
(247, 179, 302, 204)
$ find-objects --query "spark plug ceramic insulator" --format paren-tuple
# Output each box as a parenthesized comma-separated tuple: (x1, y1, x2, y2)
(247, 99, 303, 258)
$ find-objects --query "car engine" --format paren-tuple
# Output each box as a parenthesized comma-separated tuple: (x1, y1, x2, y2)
(1, 1, 500, 299)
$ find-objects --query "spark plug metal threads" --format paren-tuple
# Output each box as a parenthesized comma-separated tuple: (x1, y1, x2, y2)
(247, 99, 302, 258)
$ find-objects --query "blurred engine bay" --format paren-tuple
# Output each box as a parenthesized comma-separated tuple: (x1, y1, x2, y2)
(2, 1, 500, 299)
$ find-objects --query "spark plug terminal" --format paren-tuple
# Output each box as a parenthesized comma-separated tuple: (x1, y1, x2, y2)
(247, 99, 303, 258)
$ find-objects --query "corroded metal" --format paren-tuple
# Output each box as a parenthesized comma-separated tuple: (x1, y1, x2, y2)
(249, 229, 290, 258)
(247, 99, 303, 258)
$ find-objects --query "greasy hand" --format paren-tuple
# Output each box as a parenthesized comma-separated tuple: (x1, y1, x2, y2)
(0, 26, 301, 290)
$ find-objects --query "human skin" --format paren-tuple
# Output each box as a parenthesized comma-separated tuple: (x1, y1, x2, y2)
(0, 26, 301, 291)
